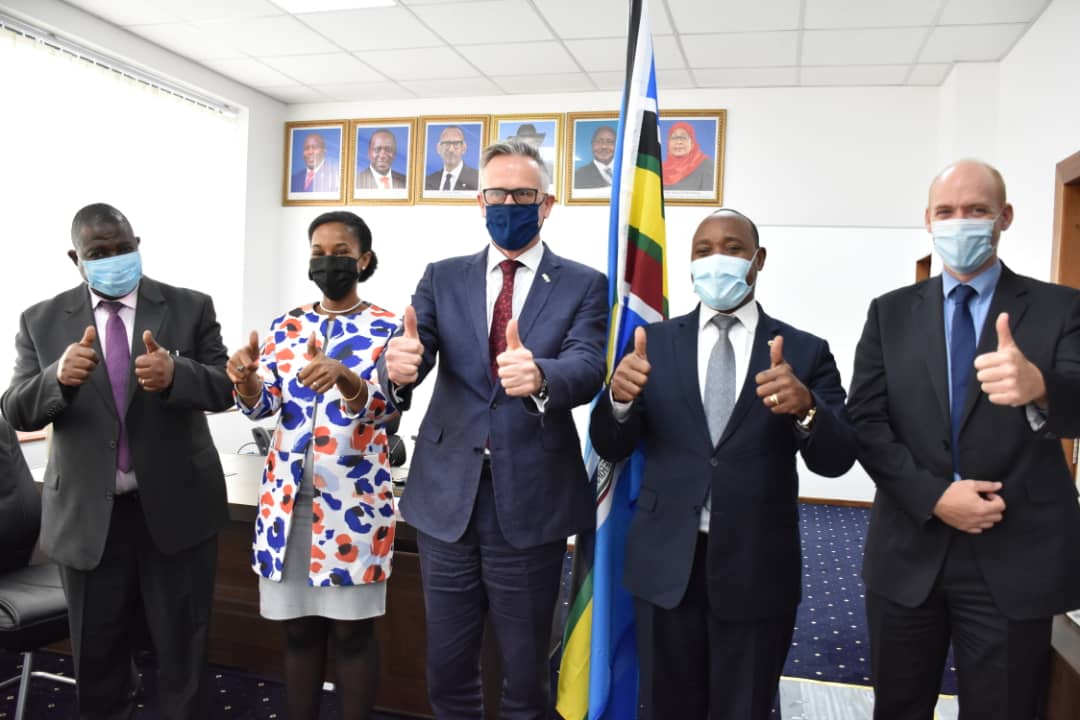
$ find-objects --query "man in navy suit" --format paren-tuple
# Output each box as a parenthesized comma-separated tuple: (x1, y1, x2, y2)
(590, 209, 857, 719)
(380, 139, 607, 719)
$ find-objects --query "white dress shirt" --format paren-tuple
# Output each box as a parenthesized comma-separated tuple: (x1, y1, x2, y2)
(440, 163, 462, 191)
(593, 160, 613, 184)
(89, 285, 139, 493)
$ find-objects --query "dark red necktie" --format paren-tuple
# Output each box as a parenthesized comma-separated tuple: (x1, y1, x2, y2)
(489, 259, 521, 380)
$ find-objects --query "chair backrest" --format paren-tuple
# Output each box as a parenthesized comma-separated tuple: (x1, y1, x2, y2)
(0, 418, 41, 573)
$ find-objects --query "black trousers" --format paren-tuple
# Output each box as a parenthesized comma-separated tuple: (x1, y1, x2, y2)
(867, 532, 1051, 720)
(416, 464, 565, 720)
(59, 493, 218, 720)
(635, 532, 795, 720)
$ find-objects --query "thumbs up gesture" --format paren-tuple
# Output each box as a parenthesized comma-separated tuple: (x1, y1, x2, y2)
(496, 319, 542, 397)
(134, 329, 174, 393)
(754, 335, 813, 417)
(385, 305, 424, 386)
(228, 330, 263, 403)
(611, 326, 651, 403)
(974, 313, 1047, 407)
(298, 331, 350, 396)
(56, 325, 100, 387)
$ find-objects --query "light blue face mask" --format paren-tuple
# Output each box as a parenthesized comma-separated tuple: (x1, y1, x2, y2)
(691, 249, 759, 311)
(82, 250, 142, 298)
(932, 218, 996, 275)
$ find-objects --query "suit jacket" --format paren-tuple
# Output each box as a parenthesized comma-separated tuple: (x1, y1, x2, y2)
(290, 159, 340, 193)
(378, 244, 607, 549)
(848, 264, 1080, 619)
(355, 167, 407, 190)
(424, 164, 480, 191)
(666, 160, 713, 192)
(574, 162, 610, 189)
(1, 277, 234, 571)
(0, 417, 40, 572)
(590, 305, 857, 619)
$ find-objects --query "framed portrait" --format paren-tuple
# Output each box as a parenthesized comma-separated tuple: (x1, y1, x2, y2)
(348, 118, 416, 205)
(416, 115, 489, 205)
(283, 120, 347, 206)
(565, 111, 619, 205)
(490, 113, 563, 201)
(658, 109, 726, 205)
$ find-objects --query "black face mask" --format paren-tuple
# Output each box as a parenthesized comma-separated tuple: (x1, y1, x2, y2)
(308, 255, 359, 300)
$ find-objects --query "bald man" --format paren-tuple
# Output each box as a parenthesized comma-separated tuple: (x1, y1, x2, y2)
(848, 159, 1080, 718)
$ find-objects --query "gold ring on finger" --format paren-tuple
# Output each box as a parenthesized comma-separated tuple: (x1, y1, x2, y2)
(769, 393, 779, 406)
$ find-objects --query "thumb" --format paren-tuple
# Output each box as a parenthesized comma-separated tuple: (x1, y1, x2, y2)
(403, 305, 418, 340)
(79, 325, 96, 347)
(505, 319, 522, 350)
(770, 335, 784, 368)
(971, 480, 1003, 494)
(247, 330, 259, 355)
(633, 326, 647, 358)
(143, 330, 161, 354)
(995, 313, 1015, 350)
(307, 332, 319, 357)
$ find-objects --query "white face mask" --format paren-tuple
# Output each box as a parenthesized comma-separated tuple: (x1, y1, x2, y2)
(691, 249, 759, 311)
(932, 217, 996, 274)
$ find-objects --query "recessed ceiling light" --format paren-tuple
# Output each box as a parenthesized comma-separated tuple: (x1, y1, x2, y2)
(271, 0, 396, 12)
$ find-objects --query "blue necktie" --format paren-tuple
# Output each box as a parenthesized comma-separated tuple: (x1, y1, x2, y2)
(949, 284, 977, 477)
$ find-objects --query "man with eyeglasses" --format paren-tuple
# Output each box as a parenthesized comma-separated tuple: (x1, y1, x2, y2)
(381, 139, 607, 719)
(424, 125, 480, 192)
(355, 129, 407, 190)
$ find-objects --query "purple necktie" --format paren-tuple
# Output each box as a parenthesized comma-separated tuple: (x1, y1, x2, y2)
(103, 301, 132, 472)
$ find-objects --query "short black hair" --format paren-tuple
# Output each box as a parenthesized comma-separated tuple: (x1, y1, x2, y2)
(307, 211, 378, 282)
(708, 207, 760, 248)
(70, 203, 132, 244)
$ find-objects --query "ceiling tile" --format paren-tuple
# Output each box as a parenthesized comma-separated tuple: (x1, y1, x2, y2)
(694, 66, 799, 87)
(588, 71, 625, 91)
(804, 0, 941, 29)
(398, 76, 503, 97)
(654, 35, 685, 69)
(63, 0, 180, 26)
(128, 22, 246, 60)
(939, 0, 1049, 25)
(261, 53, 385, 84)
(296, 7, 442, 50)
(202, 57, 297, 87)
(458, 41, 579, 75)
(196, 15, 340, 56)
(359, 46, 480, 80)
(666, 0, 801, 33)
(919, 23, 1027, 62)
(172, 0, 282, 23)
(656, 68, 696, 89)
(531, 0, 673, 38)
(801, 64, 909, 85)
(258, 84, 333, 103)
(564, 38, 625, 73)
(682, 31, 799, 68)
(311, 81, 418, 101)
(907, 62, 952, 85)
(408, 0, 552, 45)
(802, 27, 926, 65)
(490, 73, 596, 94)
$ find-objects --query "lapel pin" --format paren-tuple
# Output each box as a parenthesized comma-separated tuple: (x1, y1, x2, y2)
(542, 273, 551, 283)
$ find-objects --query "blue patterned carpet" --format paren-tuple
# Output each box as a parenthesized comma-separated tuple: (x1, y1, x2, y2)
(1, 503, 958, 717)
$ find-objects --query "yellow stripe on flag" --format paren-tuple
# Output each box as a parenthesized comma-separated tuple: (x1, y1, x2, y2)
(555, 601, 594, 720)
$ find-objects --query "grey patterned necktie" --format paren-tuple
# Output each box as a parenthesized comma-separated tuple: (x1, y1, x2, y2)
(704, 313, 738, 446)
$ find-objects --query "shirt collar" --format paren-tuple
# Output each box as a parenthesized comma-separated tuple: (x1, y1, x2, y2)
(89, 285, 138, 311)
(487, 240, 544, 274)
(594, 160, 612, 173)
(443, 163, 462, 177)
(942, 258, 1002, 299)
(370, 166, 390, 179)
(698, 298, 759, 334)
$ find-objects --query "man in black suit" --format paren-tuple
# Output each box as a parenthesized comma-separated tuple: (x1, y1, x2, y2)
(590, 209, 858, 718)
(848, 159, 1080, 719)
(424, 125, 479, 192)
(573, 125, 616, 189)
(354, 129, 407, 190)
(1, 203, 234, 719)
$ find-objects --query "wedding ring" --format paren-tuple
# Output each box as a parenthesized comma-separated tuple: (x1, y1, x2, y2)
(769, 393, 779, 406)
(234, 363, 244, 372)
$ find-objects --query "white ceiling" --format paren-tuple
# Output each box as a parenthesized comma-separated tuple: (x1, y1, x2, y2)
(61, 0, 1051, 104)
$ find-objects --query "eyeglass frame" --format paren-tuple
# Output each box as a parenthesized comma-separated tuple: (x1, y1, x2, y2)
(481, 187, 547, 205)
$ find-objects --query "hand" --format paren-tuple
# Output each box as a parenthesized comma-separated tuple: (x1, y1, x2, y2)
(297, 332, 346, 395)
(133, 330, 174, 393)
(754, 335, 813, 417)
(933, 480, 1006, 533)
(611, 326, 650, 403)
(975, 313, 1047, 407)
(385, 305, 423, 386)
(497, 320, 542, 397)
(228, 330, 262, 397)
(57, 325, 100, 387)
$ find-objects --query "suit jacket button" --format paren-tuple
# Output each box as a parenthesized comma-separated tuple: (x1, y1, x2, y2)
(109, 440, 117, 449)
(709, 458, 719, 467)
(105, 491, 114, 501)
(490, 401, 497, 409)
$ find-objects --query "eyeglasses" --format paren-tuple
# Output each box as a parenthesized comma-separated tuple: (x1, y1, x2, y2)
(438, 140, 464, 148)
(482, 188, 545, 205)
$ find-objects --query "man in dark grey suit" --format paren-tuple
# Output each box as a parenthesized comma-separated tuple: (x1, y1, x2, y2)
(424, 125, 480, 191)
(0, 416, 40, 573)
(573, 125, 616, 189)
(355, 129, 407, 190)
(1, 203, 234, 719)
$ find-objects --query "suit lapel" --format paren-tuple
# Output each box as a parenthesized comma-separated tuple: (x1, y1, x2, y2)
(126, 278, 166, 412)
(716, 306, 775, 450)
(671, 310, 712, 449)
(516, 245, 559, 343)
(916, 276, 951, 429)
(61, 286, 113, 413)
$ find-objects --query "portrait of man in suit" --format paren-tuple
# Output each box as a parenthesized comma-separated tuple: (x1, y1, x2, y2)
(288, 129, 342, 198)
(1, 203, 234, 719)
(590, 208, 857, 719)
(848, 159, 1080, 718)
(573, 124, 616, 190)
(423, 124, 480, 194)
(354, 128, 408, 192)
(381, 139, 607, 718)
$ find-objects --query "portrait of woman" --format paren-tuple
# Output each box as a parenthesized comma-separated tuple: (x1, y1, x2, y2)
(662, 121, 713, 191)
(227, 210, 399, 719)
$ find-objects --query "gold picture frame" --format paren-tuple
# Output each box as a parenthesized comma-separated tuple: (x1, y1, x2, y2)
(348, 117, 417, 206)
(415, 115, 490, 205)
(659, 109, 726, 206)
(564, 111, 619, 206)
(489, 113, 564, 202)
(283, 120, 347, 206)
